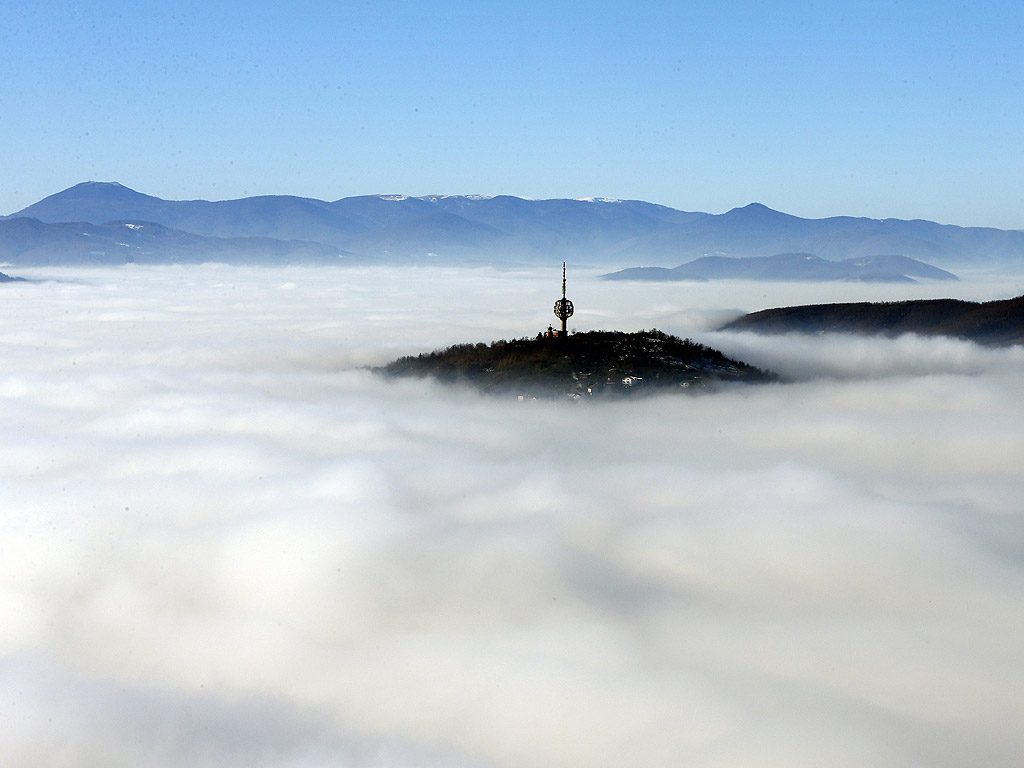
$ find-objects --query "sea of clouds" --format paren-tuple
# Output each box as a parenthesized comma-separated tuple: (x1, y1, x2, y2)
(2, 264, 1023, 767)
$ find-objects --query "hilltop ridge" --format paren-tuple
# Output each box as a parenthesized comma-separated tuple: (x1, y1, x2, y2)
(721, 295, 1024, 346)
(380, 329, 777, 398)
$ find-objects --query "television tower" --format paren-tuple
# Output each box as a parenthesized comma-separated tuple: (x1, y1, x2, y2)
(553, 262, 574, 336)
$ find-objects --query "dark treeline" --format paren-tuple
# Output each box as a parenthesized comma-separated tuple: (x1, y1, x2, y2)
(722, 295, 1024, 346)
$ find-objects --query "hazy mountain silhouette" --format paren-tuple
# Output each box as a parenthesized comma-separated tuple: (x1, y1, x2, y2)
(7, 182, 1024, 268)
(11, 182, 366, 245)
(603, 253, 958, 283)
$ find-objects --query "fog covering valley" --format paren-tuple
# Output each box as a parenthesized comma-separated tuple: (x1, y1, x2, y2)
(3, 264, 1024, 767)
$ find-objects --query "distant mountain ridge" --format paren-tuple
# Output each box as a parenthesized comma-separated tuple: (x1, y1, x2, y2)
(603, 253, 958, 283)
(4, 181, 1024, 268)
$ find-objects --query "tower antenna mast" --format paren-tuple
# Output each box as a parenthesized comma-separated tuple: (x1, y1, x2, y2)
(553, 261, 574, 336)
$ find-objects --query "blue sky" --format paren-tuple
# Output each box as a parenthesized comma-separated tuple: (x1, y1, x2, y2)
(2, 0, 1023, 227)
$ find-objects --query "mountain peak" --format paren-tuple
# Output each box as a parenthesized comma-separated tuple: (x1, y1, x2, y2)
(29, 181, 156, 206)
(722, 202, 786, 217)
(11, 181, 162, 223)
(61, 181, 151, 199)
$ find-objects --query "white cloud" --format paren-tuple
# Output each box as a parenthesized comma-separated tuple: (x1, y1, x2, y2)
(2, 265, 1023, 767)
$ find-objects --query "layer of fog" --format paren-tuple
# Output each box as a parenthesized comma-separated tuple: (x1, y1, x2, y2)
(2, 265, 1023, 767)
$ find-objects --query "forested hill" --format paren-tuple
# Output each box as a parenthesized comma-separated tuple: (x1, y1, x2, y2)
(379, 330, 777, 398)
(721, 295, 1024, 346)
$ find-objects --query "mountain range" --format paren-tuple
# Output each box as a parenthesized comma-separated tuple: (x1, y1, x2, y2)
(3, 181, 1024, 270)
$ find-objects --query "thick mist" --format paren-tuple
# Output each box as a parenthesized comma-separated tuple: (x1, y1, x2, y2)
(2, 265, 1023, 767)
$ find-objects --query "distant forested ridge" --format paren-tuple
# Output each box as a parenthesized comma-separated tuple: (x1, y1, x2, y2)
(721, 295, 1024, 346)
(379, 329, 777, 398)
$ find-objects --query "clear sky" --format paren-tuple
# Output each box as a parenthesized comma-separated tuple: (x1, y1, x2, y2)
(2, 0, 1023, 228)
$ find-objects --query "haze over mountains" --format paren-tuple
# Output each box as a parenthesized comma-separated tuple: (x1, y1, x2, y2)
(4, 181, 1024, 270)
